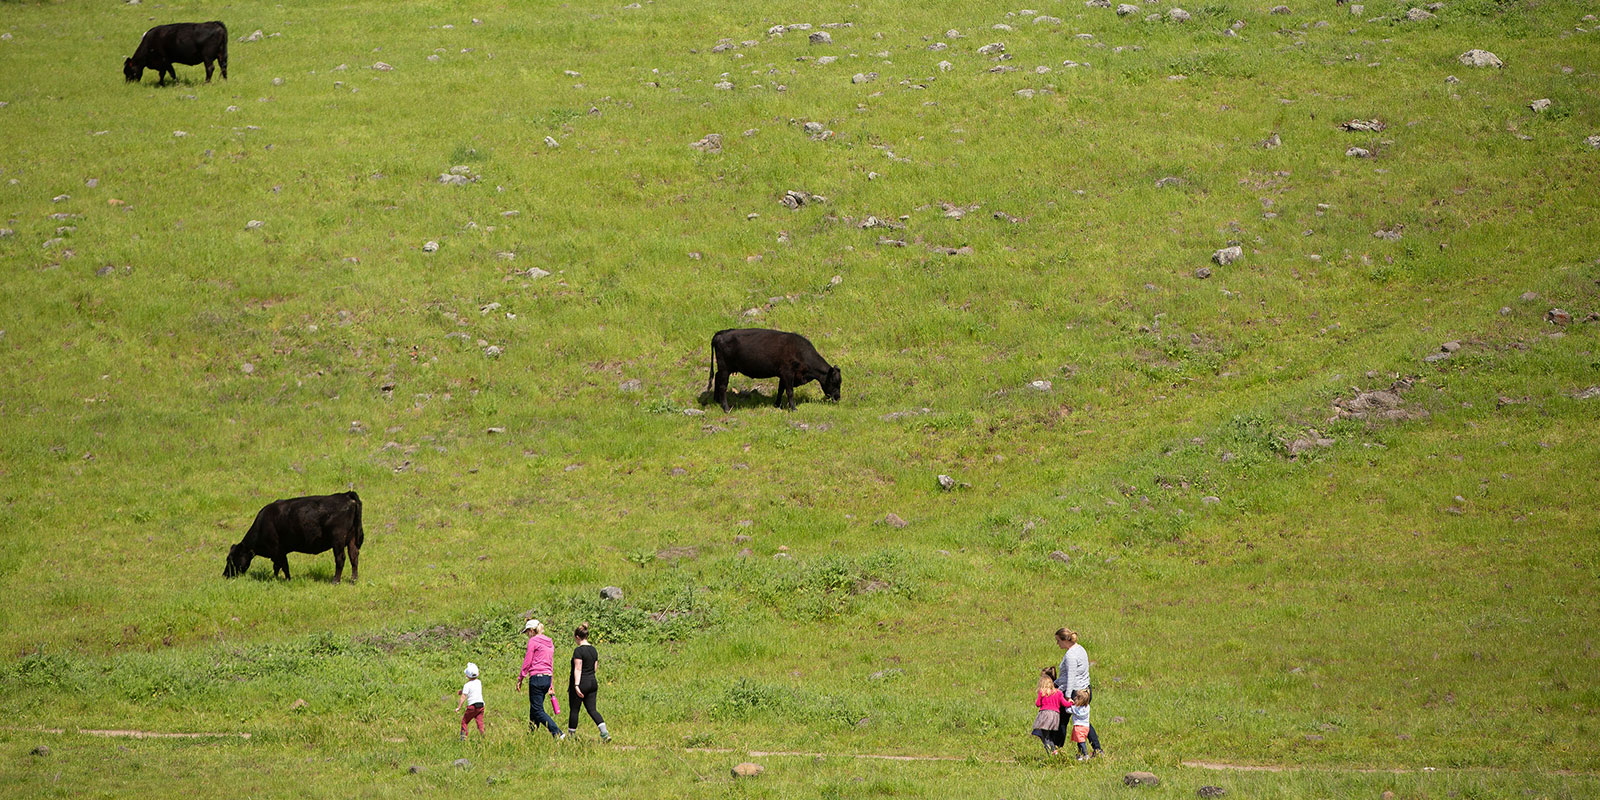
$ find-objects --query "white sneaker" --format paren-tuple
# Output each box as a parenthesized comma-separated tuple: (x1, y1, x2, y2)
(557, 732, 568, 741)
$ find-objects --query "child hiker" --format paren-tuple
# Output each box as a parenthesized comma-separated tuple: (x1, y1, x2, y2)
(457, 662, 486, 740)
(1068, 688, 1094, 760)
(1032, 666, 1066, 754)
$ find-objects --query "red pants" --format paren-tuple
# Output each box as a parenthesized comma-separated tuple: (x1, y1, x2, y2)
(461, 703, 485, 735)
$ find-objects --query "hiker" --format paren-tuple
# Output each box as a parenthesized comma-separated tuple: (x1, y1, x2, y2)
(1031, 666, 1066, 755)
(566, 623, 610, 741)
(456, 662, 486, 740)
(1052, 627, 1103, 756)
(1066, 688, 1094, 760)
(516, 619, 563, 738)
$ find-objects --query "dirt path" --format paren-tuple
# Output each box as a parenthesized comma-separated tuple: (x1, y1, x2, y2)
(4, 726, 250, 740)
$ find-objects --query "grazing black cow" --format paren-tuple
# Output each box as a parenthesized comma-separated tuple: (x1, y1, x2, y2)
(223, 492, 363, 582)
(708, 328, 842, 411)
(124, 22, 228, 86)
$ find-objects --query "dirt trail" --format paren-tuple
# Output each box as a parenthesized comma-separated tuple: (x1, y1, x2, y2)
(4, 726, 250, 740)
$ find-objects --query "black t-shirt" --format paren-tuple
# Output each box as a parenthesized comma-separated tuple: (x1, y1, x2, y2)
(570, 643, 598, 686)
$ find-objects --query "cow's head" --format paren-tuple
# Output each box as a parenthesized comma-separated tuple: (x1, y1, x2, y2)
(822, 366, 842, 402)
(123, 58, 142, 83)
(223, 544, 253, 578)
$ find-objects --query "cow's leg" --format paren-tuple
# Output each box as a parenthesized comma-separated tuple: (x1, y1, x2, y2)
(774, 377, 789, 409)
(715, 369, 732, 412)
(274, 557, 290, 580)
(220, 50, 228, 79)
(204, 60, 214, 82)
(347, 541, 360, 582)
(332, 546, 346, 584)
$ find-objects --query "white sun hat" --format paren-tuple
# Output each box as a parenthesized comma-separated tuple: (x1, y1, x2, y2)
(464, 662, 479, 679)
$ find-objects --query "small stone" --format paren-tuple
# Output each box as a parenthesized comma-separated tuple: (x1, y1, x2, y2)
(1195, 266, 1213, 279)
(1202, 495, 1220, 505)
(408, 765, 424, 774)
(422, 240, 439, 252)
(1259, 132, 1281, 149)
(977, 42, 1005, 55)
(1167, 8, 1191, 21)
(1346, 146, 1372, 158)
(453, 758, 470, 769)
(484, 345, 503, 358)
(1197, 787, 1226, 798)
(240, 362, 256, 374)
(1028, 379, 1053, 392)
(1520, 291, 1540, 302)
(937, 474, 957, 490)
(1124, 772, 1161, 787)
(1546, 308, 1572, 325)
(1586, 135, 1600, 149)
(883, 513, 909, 528)
(690, 133, 723, 153)
(1498, 306, 1511, 315)
(1440, 341, 1461, 352)
(851, 72, 874, 84)
(85, 178, 98, 188)
(600, 586, 624, 601)
(1117, 3, 1139, 14)
(1457, 49, 1502, 68)
(372, 62, 394, 71)
(1049, 550, 1070, 564)
(30, 745, 50, 757)
(1404, 7, 1435, 20)
(290, 698, 308, 709)
(731, 762, 765, 778)
(544, 136, 560, 148)
(809, 31, 832, 44)
(1213, 246, 1243, 266)
(1270, 5, 1291, 14)
(1528, 99, 1551, 112)
(245, 220, 264, 230)
(619, 378, 642, 392)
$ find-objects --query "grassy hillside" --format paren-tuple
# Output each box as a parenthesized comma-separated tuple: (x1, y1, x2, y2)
(2, 0, 1597, 795)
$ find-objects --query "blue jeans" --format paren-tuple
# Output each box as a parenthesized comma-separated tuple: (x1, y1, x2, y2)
(527, 676, 560, 736)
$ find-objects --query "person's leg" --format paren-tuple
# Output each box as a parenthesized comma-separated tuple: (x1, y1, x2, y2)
(475, 705, 485, 733)
(584, 688, 609, 741)
(567, 688, 581, 732)
(1087, 723, 1103, 754)
(530, 677, 559, 735)
(460, 709, 470, 738)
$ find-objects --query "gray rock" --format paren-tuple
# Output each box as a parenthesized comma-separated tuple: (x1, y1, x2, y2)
(937, 474, 961, 490)
(484, 345, 503, 358)
(1212, 246, 1243, 266)
(1168, 8, 1191, 21)
(731, 762, 764, 778)
(422, 240, 439, 252)
(619, 378, 642, 392)
(882, 513, 909, 528)
(1202, 495, 1220, 505)
(1035, 15, 1063, 24)
(1124, 771, 1160, 787)
(438, 173, 472, 185)
(240, 29, 264, 42)
(1049, 550, 1071, 563)
(372, 62, 394, 71)
(1423, 352, 1451, 363)
(1458, 49, 1502, 68)
(851, 72, 876, 84)
(31, 745, 50, 757)
(1405, 7, 1435, 20)
(1546, 308, 1572, 325)
(245, 219, 265, 230)
(1586, 135, 1600, 149)
(1346, 146, 1372, 158)
(1116, 3, 1140, 14)
(1270, 5, 1291, 14)
(977, 42, 1005, 55)
(1028, 379, 1053, 392)
(453, 758, 470, 769)
(240, 362, 255, 374)
(1340, 118, 1385, 132)
(809, 31, 832, 44)
(1259, 132, 1281, 149)
(1154, 176, 1186, 188)
(544, 136, 560, 148)
(407, 765, 424, 774)
(600, 586, 623, 601)
(1197, 787, 1226, 798)
(1528, 99, 1551, 112)
(690, 133, 722, 153)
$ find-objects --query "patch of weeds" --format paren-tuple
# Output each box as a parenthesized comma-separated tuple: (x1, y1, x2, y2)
(641, 396, 678, 414)
(6, 649, 70, 687)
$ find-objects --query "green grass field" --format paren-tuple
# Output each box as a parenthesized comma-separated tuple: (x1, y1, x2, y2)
(2, 0, 1598, 795)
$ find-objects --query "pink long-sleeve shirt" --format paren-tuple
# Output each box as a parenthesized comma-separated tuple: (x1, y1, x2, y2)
(1036, 689, 1069, 713)
(520, 634, 554, 678)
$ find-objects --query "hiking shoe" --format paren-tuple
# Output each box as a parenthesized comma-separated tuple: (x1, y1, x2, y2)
(1092, 749, 1104, 758)
(1075, 754, 1087, 761)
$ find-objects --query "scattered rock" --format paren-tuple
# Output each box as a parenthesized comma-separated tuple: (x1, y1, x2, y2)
(422, 240, 439, 252)
(1049, 550, 1071, 564)
(372, 61, 394, 71)
(690, 133, 722, 153)
(1458, 49, 1502, 68)
(882, 513, 909, 528)
(407, 765, 424, 774)
(851, 72, 876, 84)
(731, 762, 765, 778)
(290, 698, 308, 710)
(1340, 118, 1385, 132)
(1519, 291, 1540, 302)
(1259, 132, 1281, 149)
(1586, 135, 1600, 149)
(1195, 266, 1213, 279)
(1035, 15, 1062, 24)
(1212, 246, 1243, 266)
(1270, 5, 1292, 14)
(977, 42, 1005, 55)
(30, 745, 50, 757)
(1124, 772, 1161, 787)
(1202, 495, 1221, 505)
(1154, 176, 1187, 188)
(1331, 381, 1426, 422)
(1197, 787, 1226, 798)
(544, 136, 560, 148)
(1546, 308, 1572, 325)
(1404, 7, 1435, 20)
(245, 219, 264, 230)
(453, 758, 470, 769)
(1027, 379, 1053, 392)
(809, 31, 832, 44)
(600, 586, 624, 601)
(484, 345, 503, 358)
(937, 474, 959, 490)
(240, 29, 264, 43)
(240, 362, 255, 374)
(1286, 433, 1335, 457)
(1167, 8, 1191, 22)
(1116, 3, 1139, 14)
(868, 667, 903, 680)
(1346, 146, 1372, 158)
(1529, 99, 1551, 113)
(619, 378, 642, 392)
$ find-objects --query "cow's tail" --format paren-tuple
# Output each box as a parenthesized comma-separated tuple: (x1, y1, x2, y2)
(706, 340, 718, 392)
(346, 490, 364, 549)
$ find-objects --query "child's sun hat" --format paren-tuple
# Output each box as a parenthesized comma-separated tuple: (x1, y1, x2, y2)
(464, 662, 479, 679)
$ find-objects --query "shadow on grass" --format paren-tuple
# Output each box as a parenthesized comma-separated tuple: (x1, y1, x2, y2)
(694, 388, 816, 410)
(243, 562, 340, 583)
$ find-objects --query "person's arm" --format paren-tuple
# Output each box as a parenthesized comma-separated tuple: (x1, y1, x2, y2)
(1037, 690, 1045, 709)
(456, 688, 465, 712)
(572, 657, 584, 697)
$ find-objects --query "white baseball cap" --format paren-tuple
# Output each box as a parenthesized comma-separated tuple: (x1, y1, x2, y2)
(464, 662, 479, 679)
(524, 619, 541, 632)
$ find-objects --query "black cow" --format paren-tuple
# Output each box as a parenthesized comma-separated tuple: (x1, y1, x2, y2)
(707, 328, 842, 411)
(224, 492, 363, 582)
(124, 22, 228, 86)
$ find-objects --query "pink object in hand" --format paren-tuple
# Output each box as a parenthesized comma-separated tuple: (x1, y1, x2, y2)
(550, 696, 561, 715)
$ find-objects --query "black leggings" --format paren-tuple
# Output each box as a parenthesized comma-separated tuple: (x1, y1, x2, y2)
(568, 685, 602, 729)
